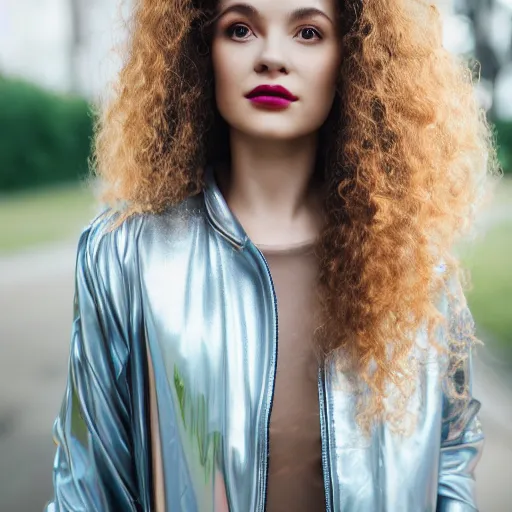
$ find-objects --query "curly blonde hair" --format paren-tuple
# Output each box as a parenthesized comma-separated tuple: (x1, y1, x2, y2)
(93, 0, 500, 434)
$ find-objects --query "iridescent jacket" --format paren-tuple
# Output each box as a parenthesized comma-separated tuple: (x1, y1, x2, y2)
(46, 166, 484, 512)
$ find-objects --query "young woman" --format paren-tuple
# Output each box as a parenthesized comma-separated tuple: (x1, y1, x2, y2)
(47, 0, 498, 510)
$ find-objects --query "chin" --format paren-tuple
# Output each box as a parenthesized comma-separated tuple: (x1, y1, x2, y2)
(235, 119, 314, 142)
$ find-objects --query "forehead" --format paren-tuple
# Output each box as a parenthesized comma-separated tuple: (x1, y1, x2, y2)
(216, 0, 338, 18)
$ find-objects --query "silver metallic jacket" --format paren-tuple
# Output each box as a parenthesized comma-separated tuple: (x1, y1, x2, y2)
(47, 166, 484, 512)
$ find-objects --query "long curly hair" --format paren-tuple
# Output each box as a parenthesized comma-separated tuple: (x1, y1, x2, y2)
(93, 0, 500, 434)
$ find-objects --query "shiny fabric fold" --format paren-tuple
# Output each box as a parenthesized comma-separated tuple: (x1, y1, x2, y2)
(46, 166, 484, 511)
(47, 221, 149, 512)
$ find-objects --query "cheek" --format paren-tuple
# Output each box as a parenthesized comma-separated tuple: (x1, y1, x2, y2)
(211, 43, 241, 92)
(211, 42, 249, 122)
(306, 53, 340, 111)
(314, 52, 341, 94)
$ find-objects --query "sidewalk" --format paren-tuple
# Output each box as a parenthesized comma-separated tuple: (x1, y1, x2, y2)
(0, 239, 77, 286)
(473, 347, 512, 510)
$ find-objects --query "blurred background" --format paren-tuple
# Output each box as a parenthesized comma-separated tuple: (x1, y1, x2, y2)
(0, 1, 511, 511)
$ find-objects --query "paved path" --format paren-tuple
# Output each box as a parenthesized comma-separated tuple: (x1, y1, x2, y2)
(1, 221, 511, 511)
(0, 243, 76, 512)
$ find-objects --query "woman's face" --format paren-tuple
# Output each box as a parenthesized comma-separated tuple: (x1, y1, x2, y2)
(211, 0, 342, 141)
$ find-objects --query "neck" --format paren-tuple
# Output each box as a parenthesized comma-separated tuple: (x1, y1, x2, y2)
(215, 129, 324, 246)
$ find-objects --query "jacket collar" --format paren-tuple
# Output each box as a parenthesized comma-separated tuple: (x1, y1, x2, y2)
(203, 164, 249, 250)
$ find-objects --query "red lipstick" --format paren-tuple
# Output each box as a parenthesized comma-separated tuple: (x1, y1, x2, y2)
(245, 85, 298, 108)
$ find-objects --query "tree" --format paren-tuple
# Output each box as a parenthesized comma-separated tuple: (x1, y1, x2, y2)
(455, 0, 512, 119)
(69, 0, 84, 94)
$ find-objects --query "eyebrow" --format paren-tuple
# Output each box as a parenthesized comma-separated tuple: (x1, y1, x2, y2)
(213, 3, 334, 26)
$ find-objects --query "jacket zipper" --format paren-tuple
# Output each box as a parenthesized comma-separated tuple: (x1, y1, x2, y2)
(254, 246, 279, 512)
(318, 366, 334, 512)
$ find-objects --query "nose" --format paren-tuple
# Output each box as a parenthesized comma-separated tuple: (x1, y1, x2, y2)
(254, 35, 288, 75)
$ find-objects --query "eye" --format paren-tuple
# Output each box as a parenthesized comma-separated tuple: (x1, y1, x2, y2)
(297, 26, 322, 41)
(226, 23, 253, 40)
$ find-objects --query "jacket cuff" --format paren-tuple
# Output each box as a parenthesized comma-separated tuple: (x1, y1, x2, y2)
(437, 497, 478, 512)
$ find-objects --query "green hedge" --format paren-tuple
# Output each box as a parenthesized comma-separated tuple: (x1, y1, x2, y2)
(0, 76, 94, 192)
(494, 120, 512, 175)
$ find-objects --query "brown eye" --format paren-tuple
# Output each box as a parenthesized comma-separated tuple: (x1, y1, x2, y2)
(226, 24, 252, 40)
(298, 27, 322, 41)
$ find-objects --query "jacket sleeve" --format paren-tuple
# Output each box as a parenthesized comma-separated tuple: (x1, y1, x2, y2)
(436, 274, 485, 512)
(45, 225, 140, 512)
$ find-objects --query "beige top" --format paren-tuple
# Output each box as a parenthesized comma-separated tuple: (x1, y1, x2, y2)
(259, 239, 325, 512)
(147, 238, 325, 512)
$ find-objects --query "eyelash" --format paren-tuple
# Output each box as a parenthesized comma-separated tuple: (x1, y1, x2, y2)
(225, 23, 323, 42)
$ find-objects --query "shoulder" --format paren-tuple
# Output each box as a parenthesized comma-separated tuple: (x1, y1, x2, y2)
(77, 194, 206, 273)
(79, 208, 142, 265)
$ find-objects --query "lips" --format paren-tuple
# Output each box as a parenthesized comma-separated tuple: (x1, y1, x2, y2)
(245, 85, 298, 101)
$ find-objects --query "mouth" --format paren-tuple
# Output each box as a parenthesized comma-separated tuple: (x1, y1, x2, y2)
(245, 85, 298, 102)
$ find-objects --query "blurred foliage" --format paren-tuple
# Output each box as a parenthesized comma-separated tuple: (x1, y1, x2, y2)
(494, 120, 512, 175)
(0, 76, 94, 192)
(463, 220, 512, 357)
(458, 177, 512, 358)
